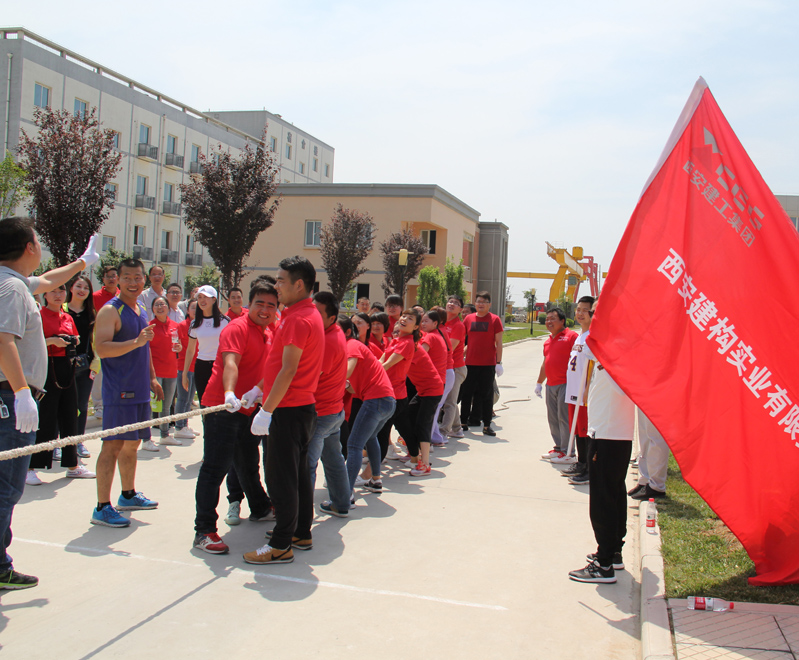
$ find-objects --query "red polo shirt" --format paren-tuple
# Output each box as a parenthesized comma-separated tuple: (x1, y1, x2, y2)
(177, 317, 198, 372)
(382, 333, 415, 399)
(543, 328, 578, 386)
(463, 312, 503, 366)
(40, 307, 77, 357)
(227, 307, 248, 320)
(407, 346, 444, 397)
(149, 317, 179, 379)
(444, 316, 467, 368)
(203, 314, 270, 413)
(261, 297, 324, 408)
(315, 323, 347, 417)
(93, 287, 117, 309)
(347, 339, 394, 401)
(421, 331, 449, 382)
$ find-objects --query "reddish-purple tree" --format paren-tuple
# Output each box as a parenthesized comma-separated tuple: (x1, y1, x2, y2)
(319, 203, 376, 303)
(379, 228, 428, 298)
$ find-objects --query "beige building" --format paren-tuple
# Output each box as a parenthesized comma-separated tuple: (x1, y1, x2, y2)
(243, 183, 482, 306)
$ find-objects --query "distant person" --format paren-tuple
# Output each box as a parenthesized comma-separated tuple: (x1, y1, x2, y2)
(165, 283, 185, 324)
(439, 296, 467, 439)
(178, 286, 200, 316)
(91, 265, 119, 420)
(356, 296, 370, 313)
(183, 286, 228, 406)
(385, 295, 403, 336)
(138, 265, 167, 314)
(173, 298, 198, 440)
(368, 302, 384, 315)
(66, 274, 96, 458)
(628, 412, 669, 501)
(226, 287, 248, 320)
(147, 296, 182, 448)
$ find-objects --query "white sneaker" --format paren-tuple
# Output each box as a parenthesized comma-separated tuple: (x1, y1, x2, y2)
(53, 447, 62, 461)
(403, 459, 419, 468)
(225, 501, 242, 526)
(447, 428, 464, 439)
(173, 427, 195, 439)
(550, 454, 577, 465)
(354, 475, 367, 487)
(94, 407, 103, 420)
(26, 470, 43, 486)
(158, 435, 183, 446)
(140, 440, 160, 452)
(66, 465, 96, 479)
(541, 449, 562, 461)
(77, 442, 91, 458)
(385, 446, 401, 460)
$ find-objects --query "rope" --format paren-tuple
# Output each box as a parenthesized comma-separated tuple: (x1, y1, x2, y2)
(0, 403, 231, 461)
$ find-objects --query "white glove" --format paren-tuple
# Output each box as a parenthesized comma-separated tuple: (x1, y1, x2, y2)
(240, 385, 263, 409)
(79, 235, 100, 269)
(534, 383, 543, 398)
(224, 391, 241, 413)
(495, 363, 504, 377)
(14, 388, 39, 433)
(250, 408, 272, 436)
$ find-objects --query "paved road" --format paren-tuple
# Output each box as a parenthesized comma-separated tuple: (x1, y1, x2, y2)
(0, 338, 640, 659)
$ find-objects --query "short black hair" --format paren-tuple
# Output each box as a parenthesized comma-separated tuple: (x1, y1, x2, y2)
(278, 256, 316, 293)
(337, 313, 357, 339)
(118, 258, 145, 275)
(547, 307, 566, 322)
(167, 283, 182, 293)
(386, 295, 403, 307)
(369, 302, 385, 312)
(577, 295, 595, 306)
(102, 265, 118, 277)
(357, 296, 369, 303)
(475, 290, 491, 303)
(251, 274, 276, 286)
(313, 291, 339, 319)
(370, 311, 390, 332)
(447, 295, 464, 308)
(0, 216, 36, 261)
(229, 287, 243, 295)
(148, 265, 164, 276)
(249, 281, 277, 304)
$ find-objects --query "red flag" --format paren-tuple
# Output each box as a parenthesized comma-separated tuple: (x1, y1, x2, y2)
(588, 78, 799, 586)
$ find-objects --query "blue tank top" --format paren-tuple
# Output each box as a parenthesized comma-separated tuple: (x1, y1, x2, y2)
(102, 297, 151, 405)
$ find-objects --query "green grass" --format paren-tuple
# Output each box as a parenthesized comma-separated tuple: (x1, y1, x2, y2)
(503, 323, 548, 343)
(659, 455, 799, 604)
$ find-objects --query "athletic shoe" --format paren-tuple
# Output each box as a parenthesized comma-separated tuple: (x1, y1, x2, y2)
(140, 440, 160, 452)
(627, 484, 646, 497)
(568, 562, 616, 583)
(568, 473, 589, 486)
(586, 552, 624, 571)
(158, 435, 182, 446)
(320, 501, 348, 518)
(76, 442, 91, 458)
(461, 424, 470, 432)
(94, 407, 103, 420)
(403, 459, 418, 468)
(482, 426, 496, 437)
(265, 530, 313, 550)
(353, 475, 367, 488)
(174, 427, 195, 440)
(53, 447, 62, 461)
(447, 428, 464, 439)
(385, 445, 403, 460)
(409, 461, 431, 477)
(243, 544, 294, 564)
(66, 465, 96, 479)
(630, 485, 666, 501)
(0, 569, 38, 590)
(193, 532, 229, 554)
(224, 502, 241, 526)
(249, 508, 276, 522)
(25, 470, 42, 486)
(561, 463, 583, 477)
(551, 453, 577, 464)
(117, 491, 158, 510)
(91, 504, 130, 527)
(362, 479, 383, 493)
(541, 450, 563, 461)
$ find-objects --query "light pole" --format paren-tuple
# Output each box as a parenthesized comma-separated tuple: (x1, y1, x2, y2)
(395, 248, 408, 308)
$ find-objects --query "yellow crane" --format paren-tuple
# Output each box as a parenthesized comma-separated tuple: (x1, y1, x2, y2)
(508, 243, 587, 302)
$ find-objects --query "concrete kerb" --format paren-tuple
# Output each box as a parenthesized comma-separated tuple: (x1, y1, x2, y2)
(639, 500, 677, 660)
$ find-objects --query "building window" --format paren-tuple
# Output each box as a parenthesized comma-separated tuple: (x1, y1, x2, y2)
(420, 229, 437, 255)
(191, 144, 200, 163)
(104, 183, 118, 200)
(136, 175, 147, 196)
(304, 220, 322, 247)
(102, 236, 115, 252)
(111, 131, 120, 149)
(313, 158, 318, 172)
(285, 144, 292, 160)
(34, 83, 50, 109)
(324, 164, 330, 178)
(313, 145, 318, 156)
(74, 98, 88, 119)
(167, 135, 177, 154)
(186, 235, 196, 253)
(134, 225, 146, 246)
(287, 132, 292, 144)
(164, 183, 174, 202)
(140, 124, 150, 145)
(269, 136, 277, 152)
(161, 229, 172, 251)
(299, 162, 305, 175)
(301, 139, 306, 150)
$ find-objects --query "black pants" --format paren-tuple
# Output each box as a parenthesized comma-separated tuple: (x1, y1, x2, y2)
(576, 435, 589, 466)
(396, 394, 441, 457)
(30, 357, 77, 470)
(459, 365, 494, 428)
(193, 359, 214, 405)
(588, 437, 632, 567)
(265, 404, 316, 549)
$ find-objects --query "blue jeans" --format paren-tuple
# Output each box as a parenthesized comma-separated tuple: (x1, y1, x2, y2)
(0, 390, 36, 573)
(346, 396, 395, 489)
(154, 377, 178, 438)
(307, 410, 349, 511)
(175, 370, 195, 430)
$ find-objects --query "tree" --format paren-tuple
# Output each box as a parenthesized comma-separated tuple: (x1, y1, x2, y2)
(18, 107, 122, 266)
(94, 246, 132, 281)
(319, 203, 376, 303)
(179, 130, 281, 296)
(0, 151, 27, 219)
(184, 263, 221, 296)
(379, 228, 427, 299)
(417, 265, 447, 309)
(444, 256, 467, 300)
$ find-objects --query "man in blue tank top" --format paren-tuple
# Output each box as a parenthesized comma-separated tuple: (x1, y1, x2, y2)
(91, 258, 163, 527)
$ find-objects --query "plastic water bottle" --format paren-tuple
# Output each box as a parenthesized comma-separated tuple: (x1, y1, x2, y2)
(150, 391, 162, 413)
(170, 328, 181, 352)
(687, 596, 734, 612)
(645, 497, 657, 533)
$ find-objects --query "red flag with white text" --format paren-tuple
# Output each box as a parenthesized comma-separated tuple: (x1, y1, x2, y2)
(587, 78, 799, 585)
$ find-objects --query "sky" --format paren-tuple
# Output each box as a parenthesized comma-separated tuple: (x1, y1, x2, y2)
(6, 0, 799, 301)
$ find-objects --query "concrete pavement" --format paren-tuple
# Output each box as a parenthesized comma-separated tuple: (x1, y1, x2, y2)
(0, 338, 640, 659)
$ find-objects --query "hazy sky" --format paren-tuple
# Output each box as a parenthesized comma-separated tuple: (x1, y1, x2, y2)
(6, 1, 798, 300)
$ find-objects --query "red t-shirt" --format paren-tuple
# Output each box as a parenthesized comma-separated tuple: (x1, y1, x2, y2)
(261, 297, 324, 408)
(543, 328, 579, 386)
(315, 323, 347, 417)
(93, 287, 117, 309)
(203, 315, 270, 413)
(40, 307, 78, 357)
(227, 307, 248, 320)
(369, 334, 387, 358)
(149, 317, 179, 379)
(463, 312, 503, 366)
(347, 339, 394, 401)
(382, 333, 415, 399)
(387, 316, 399, 337)
(177, 318, 198, 373)
(407, 346, 444, 397)
(444, 316, 467, 368)
(421, 331, 449, 381)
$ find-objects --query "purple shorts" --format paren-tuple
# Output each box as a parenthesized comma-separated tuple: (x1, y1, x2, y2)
(102, 403, 152, 441)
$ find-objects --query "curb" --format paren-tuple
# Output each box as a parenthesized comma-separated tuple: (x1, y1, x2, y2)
(639, 500, 677, 660)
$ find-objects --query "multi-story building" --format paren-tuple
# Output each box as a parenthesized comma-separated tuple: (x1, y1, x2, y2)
(0, 27, 334, 286)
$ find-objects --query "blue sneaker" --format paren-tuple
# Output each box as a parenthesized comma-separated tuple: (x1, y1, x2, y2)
(91, 504, 130, 527)
(117, 492, 158, 511)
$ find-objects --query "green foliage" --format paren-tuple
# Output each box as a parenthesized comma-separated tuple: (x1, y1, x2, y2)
(184, 263, 221, 295)
(0, 151, 27, 219)
(379, 228, 428, 298)
(505, 313, 514, 324)
(523, 289, 537, 307)
(537, 313, 546, 324)
(18, 107, 122, 266)
(32, 257, 56, 278)
(94, 246, 132, 281)
(565, 318, 575, 327)
(319, 204, 376, 303)
(444, 257, 467, 300)
(417, 265, 447, 309)
(551, 292, 574, 319)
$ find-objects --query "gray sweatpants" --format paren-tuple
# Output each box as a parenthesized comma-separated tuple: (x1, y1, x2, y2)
(546, 383, 570, 453)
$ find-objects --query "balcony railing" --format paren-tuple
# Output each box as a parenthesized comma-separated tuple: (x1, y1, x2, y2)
(165, 153, 184, 168)
(185, 253, 201, 266)
(189, 161, 204, 174)
(137, 143, 158, 160)
(160, 249, 179, 264)
(162, 201, 182, 216)
(135, 194, 155, 210)
(132, 245, 153, 261)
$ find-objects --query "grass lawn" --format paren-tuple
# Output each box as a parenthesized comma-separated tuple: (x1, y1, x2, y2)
(503, 323, 549, 343)
(659, 455, 799, 604)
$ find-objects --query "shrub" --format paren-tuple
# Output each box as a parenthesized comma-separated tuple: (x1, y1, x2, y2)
(537, 313, 546, 324)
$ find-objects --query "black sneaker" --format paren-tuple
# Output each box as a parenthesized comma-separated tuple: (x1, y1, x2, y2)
(586, 552, 624, 570)
(568, 562, 616, 583)
(0, 569, 39, 590)
(362, 479, 383, 493)
(568, 472, 589, 485)
(627, 484, 646, 497)
(630, 484, 666, 501)
(561, 463, 583, 477)
(482, 426, 496, 437)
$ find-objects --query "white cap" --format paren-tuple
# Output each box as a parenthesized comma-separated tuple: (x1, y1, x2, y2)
(197, 285, 218, 300)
